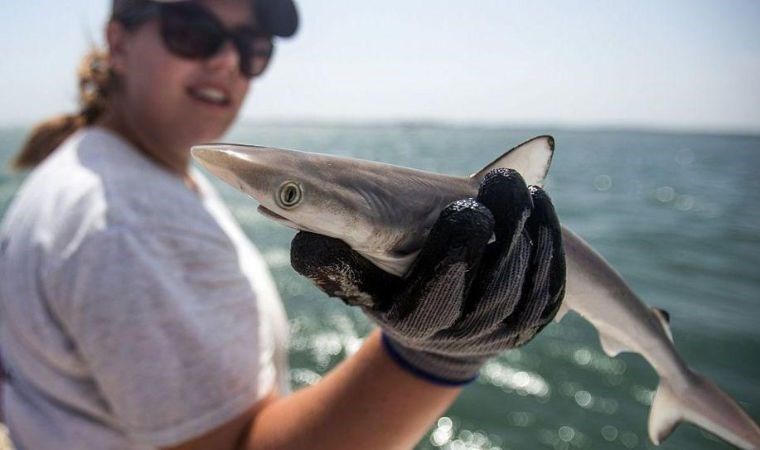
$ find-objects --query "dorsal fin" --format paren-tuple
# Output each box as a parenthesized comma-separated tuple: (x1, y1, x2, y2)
(652, 307, 670, 323)
(470, 135, 555, 187)
(651, 307, 673, 343)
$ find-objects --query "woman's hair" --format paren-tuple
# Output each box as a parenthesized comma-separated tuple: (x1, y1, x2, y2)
(10, 49, 115, 170)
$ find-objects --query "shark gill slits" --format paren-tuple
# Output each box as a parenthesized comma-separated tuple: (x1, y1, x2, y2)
(276, 181, 303, 209)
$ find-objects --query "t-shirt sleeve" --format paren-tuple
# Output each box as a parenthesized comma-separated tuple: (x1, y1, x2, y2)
(45, 224, 276, 447)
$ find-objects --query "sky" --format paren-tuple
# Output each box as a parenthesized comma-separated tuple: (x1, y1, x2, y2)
(1, 0, 759, 132)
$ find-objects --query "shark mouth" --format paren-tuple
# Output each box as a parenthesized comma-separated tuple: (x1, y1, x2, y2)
(256, 205, 321, 235)
(257, 205, 298, 229)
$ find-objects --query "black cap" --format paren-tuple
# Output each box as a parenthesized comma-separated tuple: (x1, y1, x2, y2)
(112, 0, 299, 37)
(253, 0, 298, 37)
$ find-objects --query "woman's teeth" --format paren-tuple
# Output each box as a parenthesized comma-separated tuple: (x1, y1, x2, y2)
(189, 87, 230, 106)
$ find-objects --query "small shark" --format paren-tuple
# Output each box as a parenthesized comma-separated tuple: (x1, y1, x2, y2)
(192, 136, 760, 449)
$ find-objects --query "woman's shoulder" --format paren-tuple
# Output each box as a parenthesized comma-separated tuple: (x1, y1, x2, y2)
(69, 128, 219, 230)
(8, 127, 229, 255)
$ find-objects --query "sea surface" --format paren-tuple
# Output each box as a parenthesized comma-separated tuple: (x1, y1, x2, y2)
(1, 123, 759, 449)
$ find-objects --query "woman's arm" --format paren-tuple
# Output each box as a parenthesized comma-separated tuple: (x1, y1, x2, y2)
(166, 330, 460, 450)
(245, 329, 460, 450)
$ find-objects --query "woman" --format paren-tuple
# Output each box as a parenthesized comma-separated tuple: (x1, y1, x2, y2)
(0, 0, 566, 449)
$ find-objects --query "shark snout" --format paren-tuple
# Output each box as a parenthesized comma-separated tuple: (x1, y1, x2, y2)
(192, 145, 240, 173)
(191, 144, 259, 194)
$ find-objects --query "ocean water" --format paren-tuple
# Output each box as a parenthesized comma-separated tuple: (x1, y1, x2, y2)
(1, 123, 759, 449)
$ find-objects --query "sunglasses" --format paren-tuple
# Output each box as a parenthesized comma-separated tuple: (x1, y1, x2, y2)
(116, 1, 274, 78)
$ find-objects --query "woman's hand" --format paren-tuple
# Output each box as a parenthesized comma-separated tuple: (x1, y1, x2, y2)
(290, 168, 566, 384)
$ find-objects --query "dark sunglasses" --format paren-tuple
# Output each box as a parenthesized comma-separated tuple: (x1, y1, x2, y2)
(116, 1, 274, 78)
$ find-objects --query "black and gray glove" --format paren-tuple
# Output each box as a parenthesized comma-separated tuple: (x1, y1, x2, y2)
(291, 168, 566, 385)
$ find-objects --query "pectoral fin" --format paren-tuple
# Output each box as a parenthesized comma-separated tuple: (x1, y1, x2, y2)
(362, 250, 420, 278)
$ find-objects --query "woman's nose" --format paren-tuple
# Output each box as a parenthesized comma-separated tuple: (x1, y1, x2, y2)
(205, 40, 241, 75)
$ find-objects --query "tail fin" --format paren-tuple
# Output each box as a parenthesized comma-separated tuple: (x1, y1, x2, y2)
(649, 373, 760, 449)
(469, 135, 555, 187)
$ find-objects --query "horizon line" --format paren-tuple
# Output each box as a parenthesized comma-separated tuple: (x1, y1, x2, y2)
(1, 118, 759, 139)
(236, 118, 760, 138)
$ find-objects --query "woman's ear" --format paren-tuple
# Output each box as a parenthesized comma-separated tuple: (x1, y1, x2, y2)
(105, 21, 129, 74)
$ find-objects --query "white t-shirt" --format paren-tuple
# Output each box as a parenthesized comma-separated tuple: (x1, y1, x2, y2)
(0, 127, 290, 449)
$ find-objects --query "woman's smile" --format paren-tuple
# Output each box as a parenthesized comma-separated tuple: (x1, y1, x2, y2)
(186, 84, 233, 108)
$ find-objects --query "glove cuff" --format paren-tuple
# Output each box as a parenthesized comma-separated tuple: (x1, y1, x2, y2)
(381, 333, 483, 386)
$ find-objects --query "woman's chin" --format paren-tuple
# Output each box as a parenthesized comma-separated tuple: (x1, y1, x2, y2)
(190, 115, 236, 141)
(175, 121, 230, 148)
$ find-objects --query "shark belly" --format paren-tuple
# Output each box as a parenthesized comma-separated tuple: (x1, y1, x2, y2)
(560, 226, 690, 381)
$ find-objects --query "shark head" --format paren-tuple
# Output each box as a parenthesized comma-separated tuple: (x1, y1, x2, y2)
(192, 144, 378, 244)
(192, 136, 557, 276)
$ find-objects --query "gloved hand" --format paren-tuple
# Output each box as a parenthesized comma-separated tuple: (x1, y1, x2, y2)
(291, 168, 566, 385)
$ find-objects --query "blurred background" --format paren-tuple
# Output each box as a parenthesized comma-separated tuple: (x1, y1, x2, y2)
(1, 1, 759, 449)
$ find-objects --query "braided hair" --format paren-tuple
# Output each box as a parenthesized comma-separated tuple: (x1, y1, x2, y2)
(11, 49, 115, 170)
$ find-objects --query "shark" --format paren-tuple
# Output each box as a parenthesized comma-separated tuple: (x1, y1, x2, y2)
(192, 135, 760, 449)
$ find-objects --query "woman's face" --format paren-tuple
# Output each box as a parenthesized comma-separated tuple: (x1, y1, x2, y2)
(109, 0, 254, 162)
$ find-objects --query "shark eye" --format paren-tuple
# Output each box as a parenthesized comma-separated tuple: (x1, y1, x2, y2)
(276, 181, 303, 209)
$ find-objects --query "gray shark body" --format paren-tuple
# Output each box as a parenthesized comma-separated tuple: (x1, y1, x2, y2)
(192, 136, 760, 449)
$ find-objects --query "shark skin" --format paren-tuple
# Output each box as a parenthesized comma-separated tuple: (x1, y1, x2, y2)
(192, 136, 760, 449)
